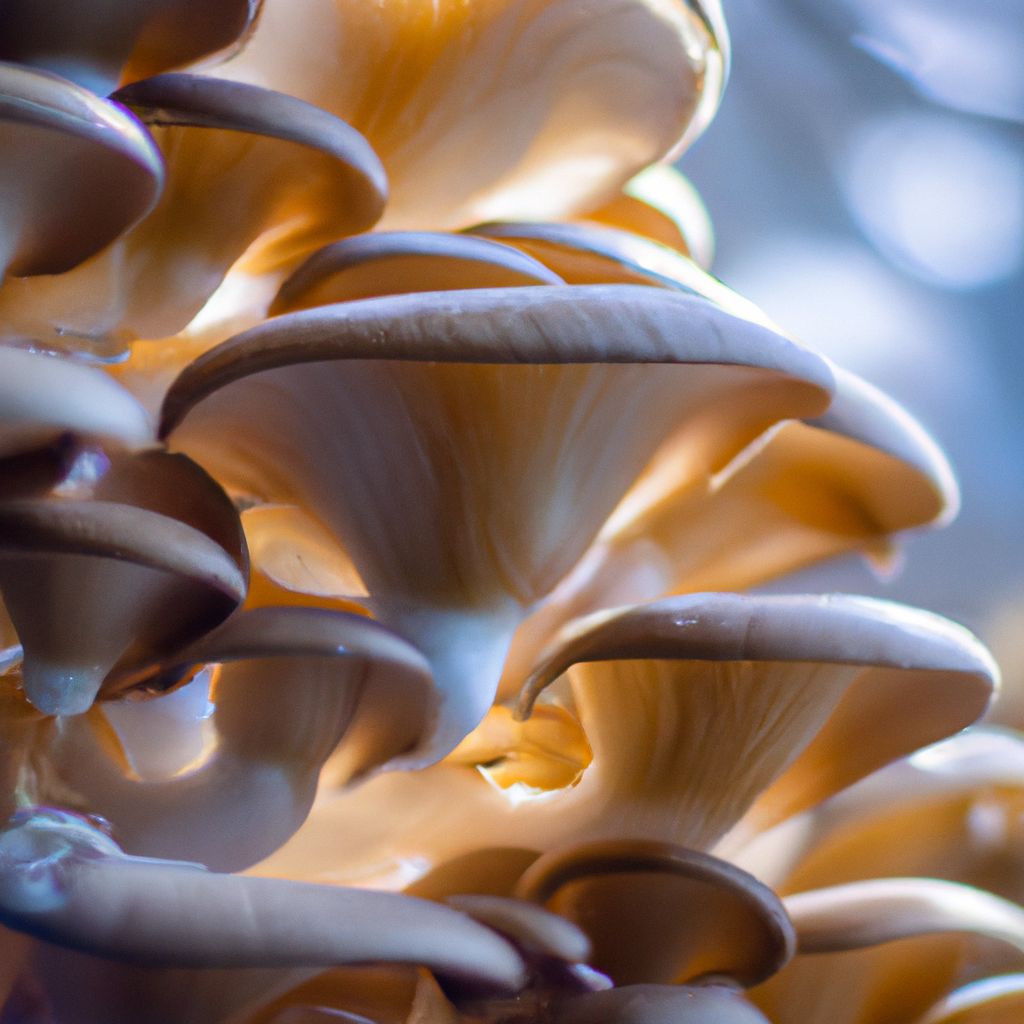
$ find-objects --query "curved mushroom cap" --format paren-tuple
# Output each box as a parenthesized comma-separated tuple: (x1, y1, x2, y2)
(556, 984, 771, 1024)
(515, 840, 795, 987)
(51, 606, 436, 870)
(0, 808, 526, 992)
(466, 220, 770, 328)
(272, 233, 562, 314)
(576, 164, 716, 268)
(161, 284, 832, 760)
(746, 728, 1024, 902)
(920, 974, 1024, 1024)
(0, 348, 152, 459)
(220, 0, 727, 228)
(0, 63, 162, 279)
(0, 73, 387, 352)
(499, 363, 959, 696)
(0, 0, 262, 94)
(253, 594, 993, 889)
(0, 450, 247, 716)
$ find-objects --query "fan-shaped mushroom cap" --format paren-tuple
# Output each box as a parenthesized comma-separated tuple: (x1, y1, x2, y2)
(0, 63, 162, 281)
(161, 284, 832, 760)
(515, 840, 795, 987)
(0, 809, 526, 991)
(0, 73, 386, 353)
(499, 364, 958, 695)
(0, 0, 262, 94)
(50, 607, 436, 870)
(253, 593, 993, 888)
(272, 233, 562, 314)
(0, 451, 246, 715)
(747, 875, 1024, 1024)
(0, 348, 152, 460)
(219, 0, 726, 228)
(556, 984, 771, 1024)
(919, 974, 1024, 1024)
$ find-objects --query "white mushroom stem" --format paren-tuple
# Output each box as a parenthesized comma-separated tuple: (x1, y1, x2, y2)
(0, 810, 526, 989)
(786, 879, 1024, 955)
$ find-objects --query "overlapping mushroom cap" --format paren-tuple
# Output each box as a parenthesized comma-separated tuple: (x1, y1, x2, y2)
(0, 0, 1016, 1021)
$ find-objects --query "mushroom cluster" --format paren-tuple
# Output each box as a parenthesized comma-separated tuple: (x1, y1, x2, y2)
(0, 2, 1020, 1022)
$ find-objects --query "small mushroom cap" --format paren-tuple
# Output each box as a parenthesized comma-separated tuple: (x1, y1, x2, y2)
(0, 348, 152, 459)
(0, 0, 263, 93)
(515, 840, 795, 987)
(0, 809, 527, 990)
(272, 232, 562, 314)
(0, 63, 163, 277)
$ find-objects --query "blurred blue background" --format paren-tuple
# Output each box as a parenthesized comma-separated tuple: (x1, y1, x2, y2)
(684, 0, 1024, 677)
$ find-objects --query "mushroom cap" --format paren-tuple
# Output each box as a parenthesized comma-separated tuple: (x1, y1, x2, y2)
(161, 284, 832, 760)
(0, 63, 163, 277)
(0, 348, 152, 459)
(515, 839, 795, 987)
(0, 0, 263, 93)
(50, 606, 437, 870)
(219, 0, 727, 228)
(272, 232, 562, 314)
(0, 809, 526, 991)
(0, 72, 387, 351)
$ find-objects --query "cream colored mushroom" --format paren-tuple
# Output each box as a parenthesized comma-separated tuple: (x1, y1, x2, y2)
(0, 63, 162, 283)
(556, 984, 771, 1023)
(0, 450, 246, 716)
(499, 363, 957, 694)
(49, 606, 436, 870)
(515, 839, 795, 987)
(272, 232, 562, 314)
(219, 0, 727, 228)
(0, 73, 386, 353)
(918, 974, 1024, 1024)
(0, 0, 262, 94)
(0, 809, 526, 988)
(161, 284, 833, 761)
(252, 593, 994, 887)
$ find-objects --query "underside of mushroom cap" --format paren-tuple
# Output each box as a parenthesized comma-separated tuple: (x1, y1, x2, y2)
(0, 63, 163, 279)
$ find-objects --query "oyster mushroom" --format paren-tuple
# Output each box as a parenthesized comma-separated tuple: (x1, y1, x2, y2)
(0, 809, 526, 988)
(499, 363, 957, 692)
(220, 0, 727, 228)
(0, 0, 262, 94)
(555, 984, 771, 1024)
(271, 232, 562, 314)
(160, 284, 833, 761)
(515, 839, 795, 986)
(0, 73, 387, 352)
(0, 63, 162, 282)
(0, 450, 246, 716)
(49, 606, 436, 870)
(253, 593, 994, 885)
